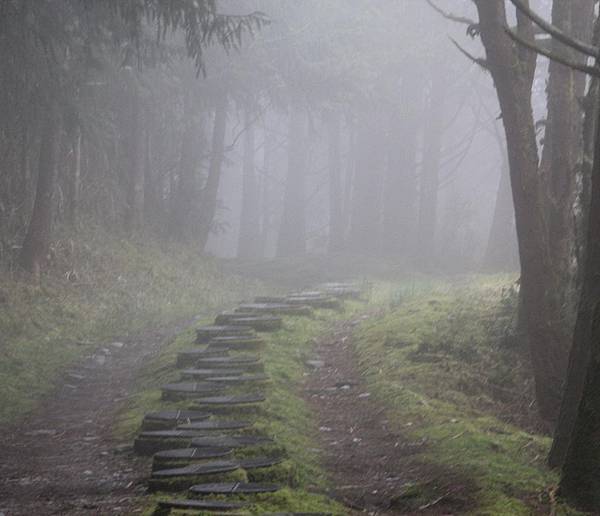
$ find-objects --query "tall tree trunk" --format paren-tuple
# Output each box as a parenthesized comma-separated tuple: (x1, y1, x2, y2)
(124, 86, 144, 235)
(198, 93, 227, 252)
(474, 0, 566, 422)
(557, 90, 600, 511)
(549, 1, 598, 469)
(67, 124, 81, 228)
(482, 143, 518, 272)
(237, 110, 261, 259)
(383, 73, 421, 257)
(348, 109, 384, 253)
(326, 109, 344, 254)
(171, 113, 199, 242)
(276, 107, 307, 258)
(19, 102, 60, 276)
(258, 120, 274, 258)
(417, 70, 445, 266)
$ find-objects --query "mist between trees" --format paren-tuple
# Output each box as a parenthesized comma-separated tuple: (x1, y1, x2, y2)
(4, 0, 600, 511)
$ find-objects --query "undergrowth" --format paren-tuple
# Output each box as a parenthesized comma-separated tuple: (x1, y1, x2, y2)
(353, 275, 581, 515)
(0, 229, 266, 424)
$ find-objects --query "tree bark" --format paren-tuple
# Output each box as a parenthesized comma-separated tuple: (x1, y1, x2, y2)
(348, 109, 384, 253)
(237, 110, 261, 259)
(558, 94, 600, 511)
(417, 69, 445, 267)
(549, 1, 598, 469)
(482, 142, 518, 272)
(67, 123, 81, 228)
(198, 92, 227, 252)
(383, 73, 422, 257)
(276, 107, 307, 258)
(19, 102, 60, 275)
(474, 0, 566, 422)
(124, 85, 144, 235)
(326, 109, 344, 254)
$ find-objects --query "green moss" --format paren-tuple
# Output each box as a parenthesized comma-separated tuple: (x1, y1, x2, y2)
(119, 306, 355, 514)
(0, 230, 267, 424)
(353, 275, 561, 514)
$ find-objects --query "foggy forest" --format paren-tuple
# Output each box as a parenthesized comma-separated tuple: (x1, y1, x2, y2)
(2, 0, 600, 514)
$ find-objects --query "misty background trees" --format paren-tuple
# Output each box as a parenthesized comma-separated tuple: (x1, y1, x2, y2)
(4, 0, 600, 511)
(0, 1, 510, 276)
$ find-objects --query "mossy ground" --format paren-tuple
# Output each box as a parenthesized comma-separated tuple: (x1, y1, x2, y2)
(117, 308, 359, 515)
(353, 275, 583, 515)
(0, 230, 266, 424)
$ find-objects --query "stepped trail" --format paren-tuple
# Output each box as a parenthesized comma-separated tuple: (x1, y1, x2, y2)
(0, 319, 192, 516)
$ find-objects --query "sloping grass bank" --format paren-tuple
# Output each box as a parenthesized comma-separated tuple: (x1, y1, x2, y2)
(353, 276, 578, 515)
(0, 232, 267, 424)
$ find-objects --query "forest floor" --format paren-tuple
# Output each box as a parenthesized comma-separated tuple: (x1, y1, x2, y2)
(0, 318, 194, 516)
(0, 267, 578, 515)
(305, 314, 472, 515)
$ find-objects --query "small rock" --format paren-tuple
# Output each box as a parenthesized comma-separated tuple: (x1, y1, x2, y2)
(94, 355, 106, 366)
(111, 342, 124, 349)
(83, 470, 93, 476)
(358, 392, 371, 399)
(319, 426, 332, 432)
(306, 359, 325, 369)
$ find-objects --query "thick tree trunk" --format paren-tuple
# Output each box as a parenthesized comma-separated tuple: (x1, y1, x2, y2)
(237, 111, 261, 259)
(549, 2, 598, 469)
(383, 73, 421, 257)
(276, 107, 307, 258)
(198, 93, 227, 252)
(326, 109, 344, 254)
(19, 102, 60, 275)
(417, 70, 445, 266)
(474, 0, 566, 422)
(558, 99, 600, 510)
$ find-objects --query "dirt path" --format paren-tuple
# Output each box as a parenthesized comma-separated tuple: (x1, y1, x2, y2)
(0, 318, 193, 516)
(305, 316, 467, 515)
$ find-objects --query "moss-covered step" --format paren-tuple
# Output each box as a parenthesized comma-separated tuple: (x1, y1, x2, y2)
(149, 461, 246, 492)
(177, 420, 253, 432)
(190, 394, 266, 416)
(206, 336, 265, 352)
(195, 356, 264, 373)
(243, 459, 297, 486)
(190, 435, 273, 450)
(189, 482, 280, 496)
(176, 348, 229, 368)
(214, 312, 282, 332)
(285, 296, 341, 310)
(235, 303, 312, 317)
(162, 381, 226, 401)
(134, 430, 209, 456)
(206, 374, 270, 387)
(180, 368, 246, 380)
(153, 447, 235, 471)
(318, 282, 361, 299)
(154, 498, 249, 514)
(196, 325, 255, 344)
(142, 410, 211, 431)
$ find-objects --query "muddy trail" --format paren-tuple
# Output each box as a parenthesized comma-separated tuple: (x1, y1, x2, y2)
(305, 316, 471, 515)
(0, 319, 194, 516)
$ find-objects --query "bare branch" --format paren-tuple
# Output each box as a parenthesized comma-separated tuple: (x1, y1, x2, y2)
(508, 0, 600, 58)
(425, 0, 476, 27)
(450, 37, 489, 70)
(505, 28, 600, 77)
